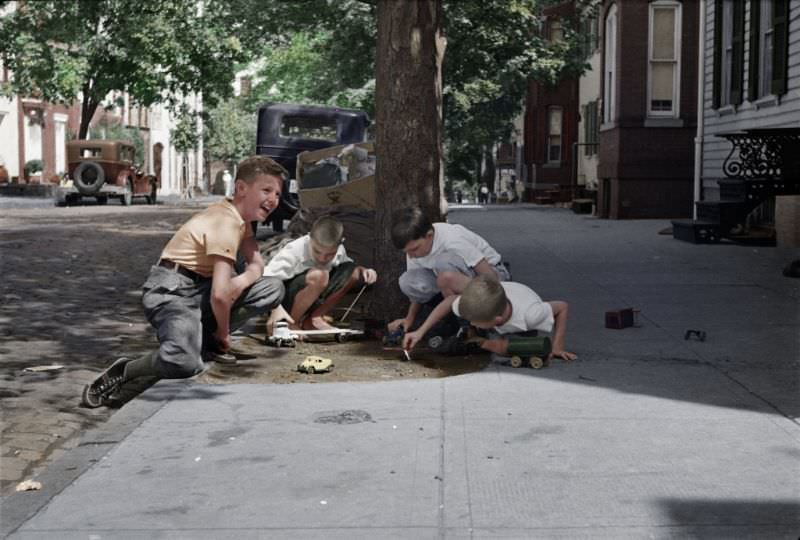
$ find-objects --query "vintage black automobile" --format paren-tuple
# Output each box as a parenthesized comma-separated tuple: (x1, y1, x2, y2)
(255, 103, 370, 230)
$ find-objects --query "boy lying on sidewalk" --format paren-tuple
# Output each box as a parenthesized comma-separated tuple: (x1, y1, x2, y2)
(403, 274, 577, 363)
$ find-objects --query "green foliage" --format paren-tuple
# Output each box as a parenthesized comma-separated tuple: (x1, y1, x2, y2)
(246, 0, 378, 116)
(23, 159, 43, 176)
(238, 0, 595, 184)
(204, 97, 255, 166)
(0, 0, 249, 137)
(170, 107, 199, 154)
(89, 119, 145, 167)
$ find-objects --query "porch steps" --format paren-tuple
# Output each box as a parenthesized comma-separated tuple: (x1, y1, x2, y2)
(672, 177, 799, 245)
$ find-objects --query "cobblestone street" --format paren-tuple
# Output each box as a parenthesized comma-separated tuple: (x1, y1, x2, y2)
(0, 199, 200, 492)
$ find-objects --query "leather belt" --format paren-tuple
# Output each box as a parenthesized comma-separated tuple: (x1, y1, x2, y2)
(158, 259, 206, 282)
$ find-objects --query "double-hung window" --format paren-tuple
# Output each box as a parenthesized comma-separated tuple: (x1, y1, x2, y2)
(648, 1, 681, 116)
(603, 4, 617, 123)
(713, 0, 746, 108)
(547, 107, 563, 164)
(758, 1, 774, 97)
(748, 0, 790, 100)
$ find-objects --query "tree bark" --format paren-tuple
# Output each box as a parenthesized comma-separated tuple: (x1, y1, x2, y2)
(371, 0, 445, 322)
(78, 90, 99, 140)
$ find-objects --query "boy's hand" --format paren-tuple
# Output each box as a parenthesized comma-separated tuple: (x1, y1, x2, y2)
(358, 267, 377, 284)
(402, 329, 424, 351)
(387, 318, 411, 333)
(549, 349, 577, 362)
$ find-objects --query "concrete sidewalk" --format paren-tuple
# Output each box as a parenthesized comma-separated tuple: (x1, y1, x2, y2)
(3, 206, 799, 538)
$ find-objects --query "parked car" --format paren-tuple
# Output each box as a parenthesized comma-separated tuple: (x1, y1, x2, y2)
(255, 103, 370, 229)
(56, 139, 159, 206)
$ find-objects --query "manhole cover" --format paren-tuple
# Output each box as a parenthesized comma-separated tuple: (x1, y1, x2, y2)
(312, 409, 373, 424)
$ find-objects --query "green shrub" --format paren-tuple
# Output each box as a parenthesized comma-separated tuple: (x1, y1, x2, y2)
(24, 159, 43, 176)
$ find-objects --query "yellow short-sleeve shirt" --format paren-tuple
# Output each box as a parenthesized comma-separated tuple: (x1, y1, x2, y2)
(160, 199, 251, 277)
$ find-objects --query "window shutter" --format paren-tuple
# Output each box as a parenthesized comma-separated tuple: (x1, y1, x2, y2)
(731, 0, 746, 105)
(713, 0, 723, 108)
(748, 0, 761, 101)
(772, 0, 789, 96)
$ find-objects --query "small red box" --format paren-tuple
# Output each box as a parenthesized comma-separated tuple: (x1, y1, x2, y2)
(605, 308, 635, 329)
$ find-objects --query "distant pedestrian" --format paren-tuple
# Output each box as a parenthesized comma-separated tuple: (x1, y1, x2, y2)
(82, 156, 287, 408)
(479, 184, 489, 204)
(514, 179, 524, 203)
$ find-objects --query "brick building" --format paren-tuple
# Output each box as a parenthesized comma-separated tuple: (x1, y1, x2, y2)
(524, 1, 580, 203)
(597, 0, 700, 218)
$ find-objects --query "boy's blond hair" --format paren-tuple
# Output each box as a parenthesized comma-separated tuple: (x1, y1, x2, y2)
(236, 155, 287, 184)
(458, 275, 507, 323)
(310, 216, 344, 248)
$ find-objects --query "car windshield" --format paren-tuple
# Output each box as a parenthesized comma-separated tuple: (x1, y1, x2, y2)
(280, 116, 337, 141)
(79, 148, 103, 158)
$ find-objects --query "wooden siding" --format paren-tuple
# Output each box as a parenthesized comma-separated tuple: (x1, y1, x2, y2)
(701, 2, 800, 200)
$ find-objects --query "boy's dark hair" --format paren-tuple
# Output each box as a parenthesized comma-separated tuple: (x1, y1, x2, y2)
(236, 155, 287, 184)
(390, 207, 433, 249)
(458, 275, 507, 323)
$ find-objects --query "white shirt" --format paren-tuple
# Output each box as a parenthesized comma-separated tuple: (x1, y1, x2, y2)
(407, 223, 501, 271)
(263, 234, 352, 281)
(452, 282, 554, 335)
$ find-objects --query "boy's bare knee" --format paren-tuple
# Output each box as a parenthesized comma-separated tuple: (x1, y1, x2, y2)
(305, 269, 329, 289)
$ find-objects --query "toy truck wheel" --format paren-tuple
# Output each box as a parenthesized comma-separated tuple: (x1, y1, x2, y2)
(306, 366, 316, 374)
(510, 356, 524, 368)
(335, 333, 347, 343)
(529, 356, 544, 369)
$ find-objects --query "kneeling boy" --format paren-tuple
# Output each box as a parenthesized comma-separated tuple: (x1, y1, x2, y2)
(82, 155, 287, 408)
(388, 207, 509, 336)
(264, 216, 377, 331)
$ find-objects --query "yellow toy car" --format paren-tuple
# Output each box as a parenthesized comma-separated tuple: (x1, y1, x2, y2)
(297, 355, 334, 374)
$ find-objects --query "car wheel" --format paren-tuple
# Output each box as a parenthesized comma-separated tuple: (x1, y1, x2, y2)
(306, 366, 316, 374)
(529, 357, 544, 369)
(121, 178, 133, 206)
(73, 161, 105, 195)
(510, 356, 523, 368)
(335, 333, 347, 343)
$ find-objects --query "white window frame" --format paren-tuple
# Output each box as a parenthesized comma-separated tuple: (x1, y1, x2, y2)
(647, 1, 682, 117)
(603, 4, 617, 123)
(720, 0, 734, 107)
(758, 0, 774, 98)
(546, 106, 563, 164)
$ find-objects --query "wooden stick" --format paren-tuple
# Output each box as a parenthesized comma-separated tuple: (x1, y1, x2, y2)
(340, 284, 367, 322)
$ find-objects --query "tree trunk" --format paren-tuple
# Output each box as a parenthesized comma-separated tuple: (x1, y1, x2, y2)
(370, 0, 445, 322)
(78, 92, 99, 140)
